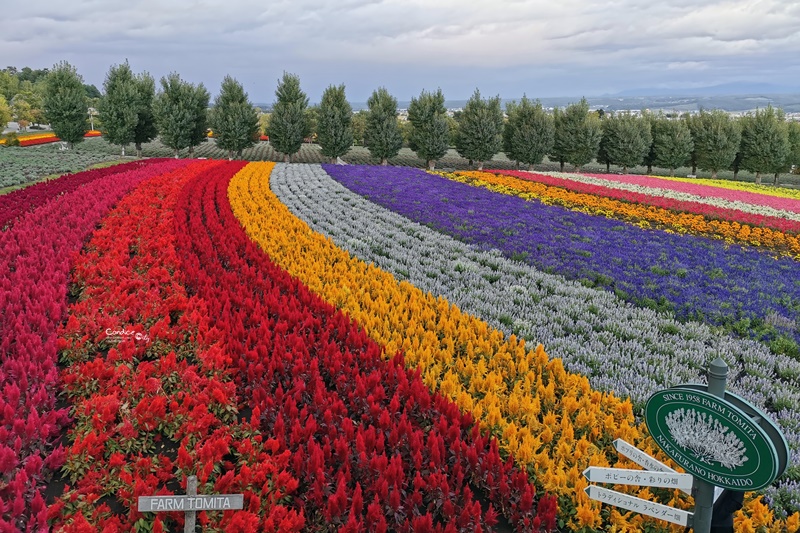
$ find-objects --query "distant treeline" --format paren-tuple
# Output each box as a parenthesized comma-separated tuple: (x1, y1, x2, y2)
(2, 63, 799, 182)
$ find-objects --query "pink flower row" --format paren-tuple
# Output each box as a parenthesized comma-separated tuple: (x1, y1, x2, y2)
(582, 172, 800, 214)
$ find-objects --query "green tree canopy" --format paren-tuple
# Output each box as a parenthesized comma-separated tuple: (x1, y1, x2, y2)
(651, 116, 694, 176)
(551, 98, 601, 171)
(600, 112, 652, 173)
(503, 96, 554, 170)
(317, 84, 353, 162)
(209, 75, 259, 159)
(266, 72, 309, 162)
(455, 89, 504, 170)
(0, 95, 11, 129)
(787, 121, 800, 176)
(694, 109, 741, 179)
(365, 87, 402, 165)
(408, 88, 449, 170)
(100, 61, 139, 155)
(132, 72, 158, 157)
(154, 72, 209, 158)
(44, 61, 88, 148)
(739, 105, 789, 184)
(351, 110, 367, 146)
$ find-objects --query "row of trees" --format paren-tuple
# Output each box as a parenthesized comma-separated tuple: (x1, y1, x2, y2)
(8, 62, 800, 180)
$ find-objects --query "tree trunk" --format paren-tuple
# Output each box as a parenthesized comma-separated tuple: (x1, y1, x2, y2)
(174, 149, 179, 159)
(711, 169, 718, 179)
(381, 158, 388, 166)
(121, 146, 125, 156)
(647, 164, 653, 174)
(477, 162, 484, 171)
(283, 153, 289, 163)
(733, 169, 739, 180)
(774, 172, 779, 186)
(670, 167, 675, 177)
(237, 149, 243, 159)
(692, 163, 697, 175)
(622, 166, 628, 174)
(560, 161, 565, 172)
(135, 142, 143, 158)
(755, 171, 761, 185)
(528, 163, 535, 171)
(427, 160, 435, 171)
(606, 161, 610, 172)
(228, 150, 233, 161)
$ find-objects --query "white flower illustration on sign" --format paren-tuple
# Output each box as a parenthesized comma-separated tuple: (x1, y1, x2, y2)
(665, 408, 749, 470)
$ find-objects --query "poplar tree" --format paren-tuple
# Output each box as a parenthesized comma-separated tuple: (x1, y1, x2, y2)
(317, 84, 353, 162)
(503, 96, 554, 170)
(365, 87, 402, 165)
(787, 121, 800, 176)
(132, 72, 158, 157)
(455, 89, 504, 170)
(210, 75, 259, 159)
(739, 105, 789, 184)
(100, 61, 138, 155)
(694, 110, 741, 179)
(266, 72, 309, 162)
(651, 116, 694, 176)
(44, 61, 88, 149)
(551, 98, 601, 171)
(154, 73, 209, 158)
(600, 112, 652, 173)
(408, 88, 449, 170)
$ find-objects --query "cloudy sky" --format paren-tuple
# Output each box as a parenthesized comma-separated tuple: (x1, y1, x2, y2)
(3, 1, 799, 103)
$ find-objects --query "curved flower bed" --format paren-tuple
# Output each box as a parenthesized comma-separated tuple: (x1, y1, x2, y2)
(0, 159, 160, 230)
(324, 165, 800, 353)
(229, 162, 711, 531)
(52, 160, 305, 532)
(657, 175, 800, 201)
(496, 170, 800, 233)
(271, 163, 800, 521)
(179, 162, 551, 531)
(0, 158, 190, 530)
(582, 171, 800, 213)
(447, 170, 800, 258)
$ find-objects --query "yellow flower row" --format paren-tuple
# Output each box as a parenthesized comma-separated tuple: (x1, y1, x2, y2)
(657, 175, 800, 201)
(227, 162, 797, 531)
(449, 170, 800, 259)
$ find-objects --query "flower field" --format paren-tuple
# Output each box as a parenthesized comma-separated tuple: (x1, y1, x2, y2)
(2, 159, 800, 531)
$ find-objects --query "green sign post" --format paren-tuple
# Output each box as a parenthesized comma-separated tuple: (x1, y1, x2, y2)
(645, 358, 788, 533)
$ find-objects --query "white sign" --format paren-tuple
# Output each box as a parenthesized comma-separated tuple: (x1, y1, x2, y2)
(583, 467, 694, 491)
(138, 494, 244, 512)
(613, 438, 691, 494)
(584, 485, 693, 527)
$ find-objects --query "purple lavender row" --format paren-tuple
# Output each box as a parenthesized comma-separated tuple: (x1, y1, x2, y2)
(323, 164, 800, 352)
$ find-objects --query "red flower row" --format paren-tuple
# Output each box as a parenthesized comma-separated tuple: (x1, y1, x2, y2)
(497, 169, 800, 234)
(0, 160, 166, 231)
(171, 167, 558, 531)
(0, 159, 191, 531)
(51, 160, 305, 532)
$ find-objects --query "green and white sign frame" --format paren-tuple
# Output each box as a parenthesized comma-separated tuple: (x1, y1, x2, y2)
(645, 387, 780, 491)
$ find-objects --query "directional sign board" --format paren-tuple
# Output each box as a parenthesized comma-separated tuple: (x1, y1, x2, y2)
(138, 494, 244, 512)
(585, 485, 693, 527)
(613, 438, 691, 495)
(583, 467, 694, 491)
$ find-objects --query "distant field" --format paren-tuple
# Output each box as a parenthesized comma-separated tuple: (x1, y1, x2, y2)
(4, 136, 799, 189)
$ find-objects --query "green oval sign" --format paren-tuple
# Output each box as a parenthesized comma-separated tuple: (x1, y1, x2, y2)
(646, 388, 779, 491)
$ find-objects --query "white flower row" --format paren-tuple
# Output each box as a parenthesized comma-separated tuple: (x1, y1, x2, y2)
(270, 163, 800, 471)
(538, 171, 800, 222)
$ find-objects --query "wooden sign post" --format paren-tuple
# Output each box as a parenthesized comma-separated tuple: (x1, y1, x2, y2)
(138, 475, 244, 533)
